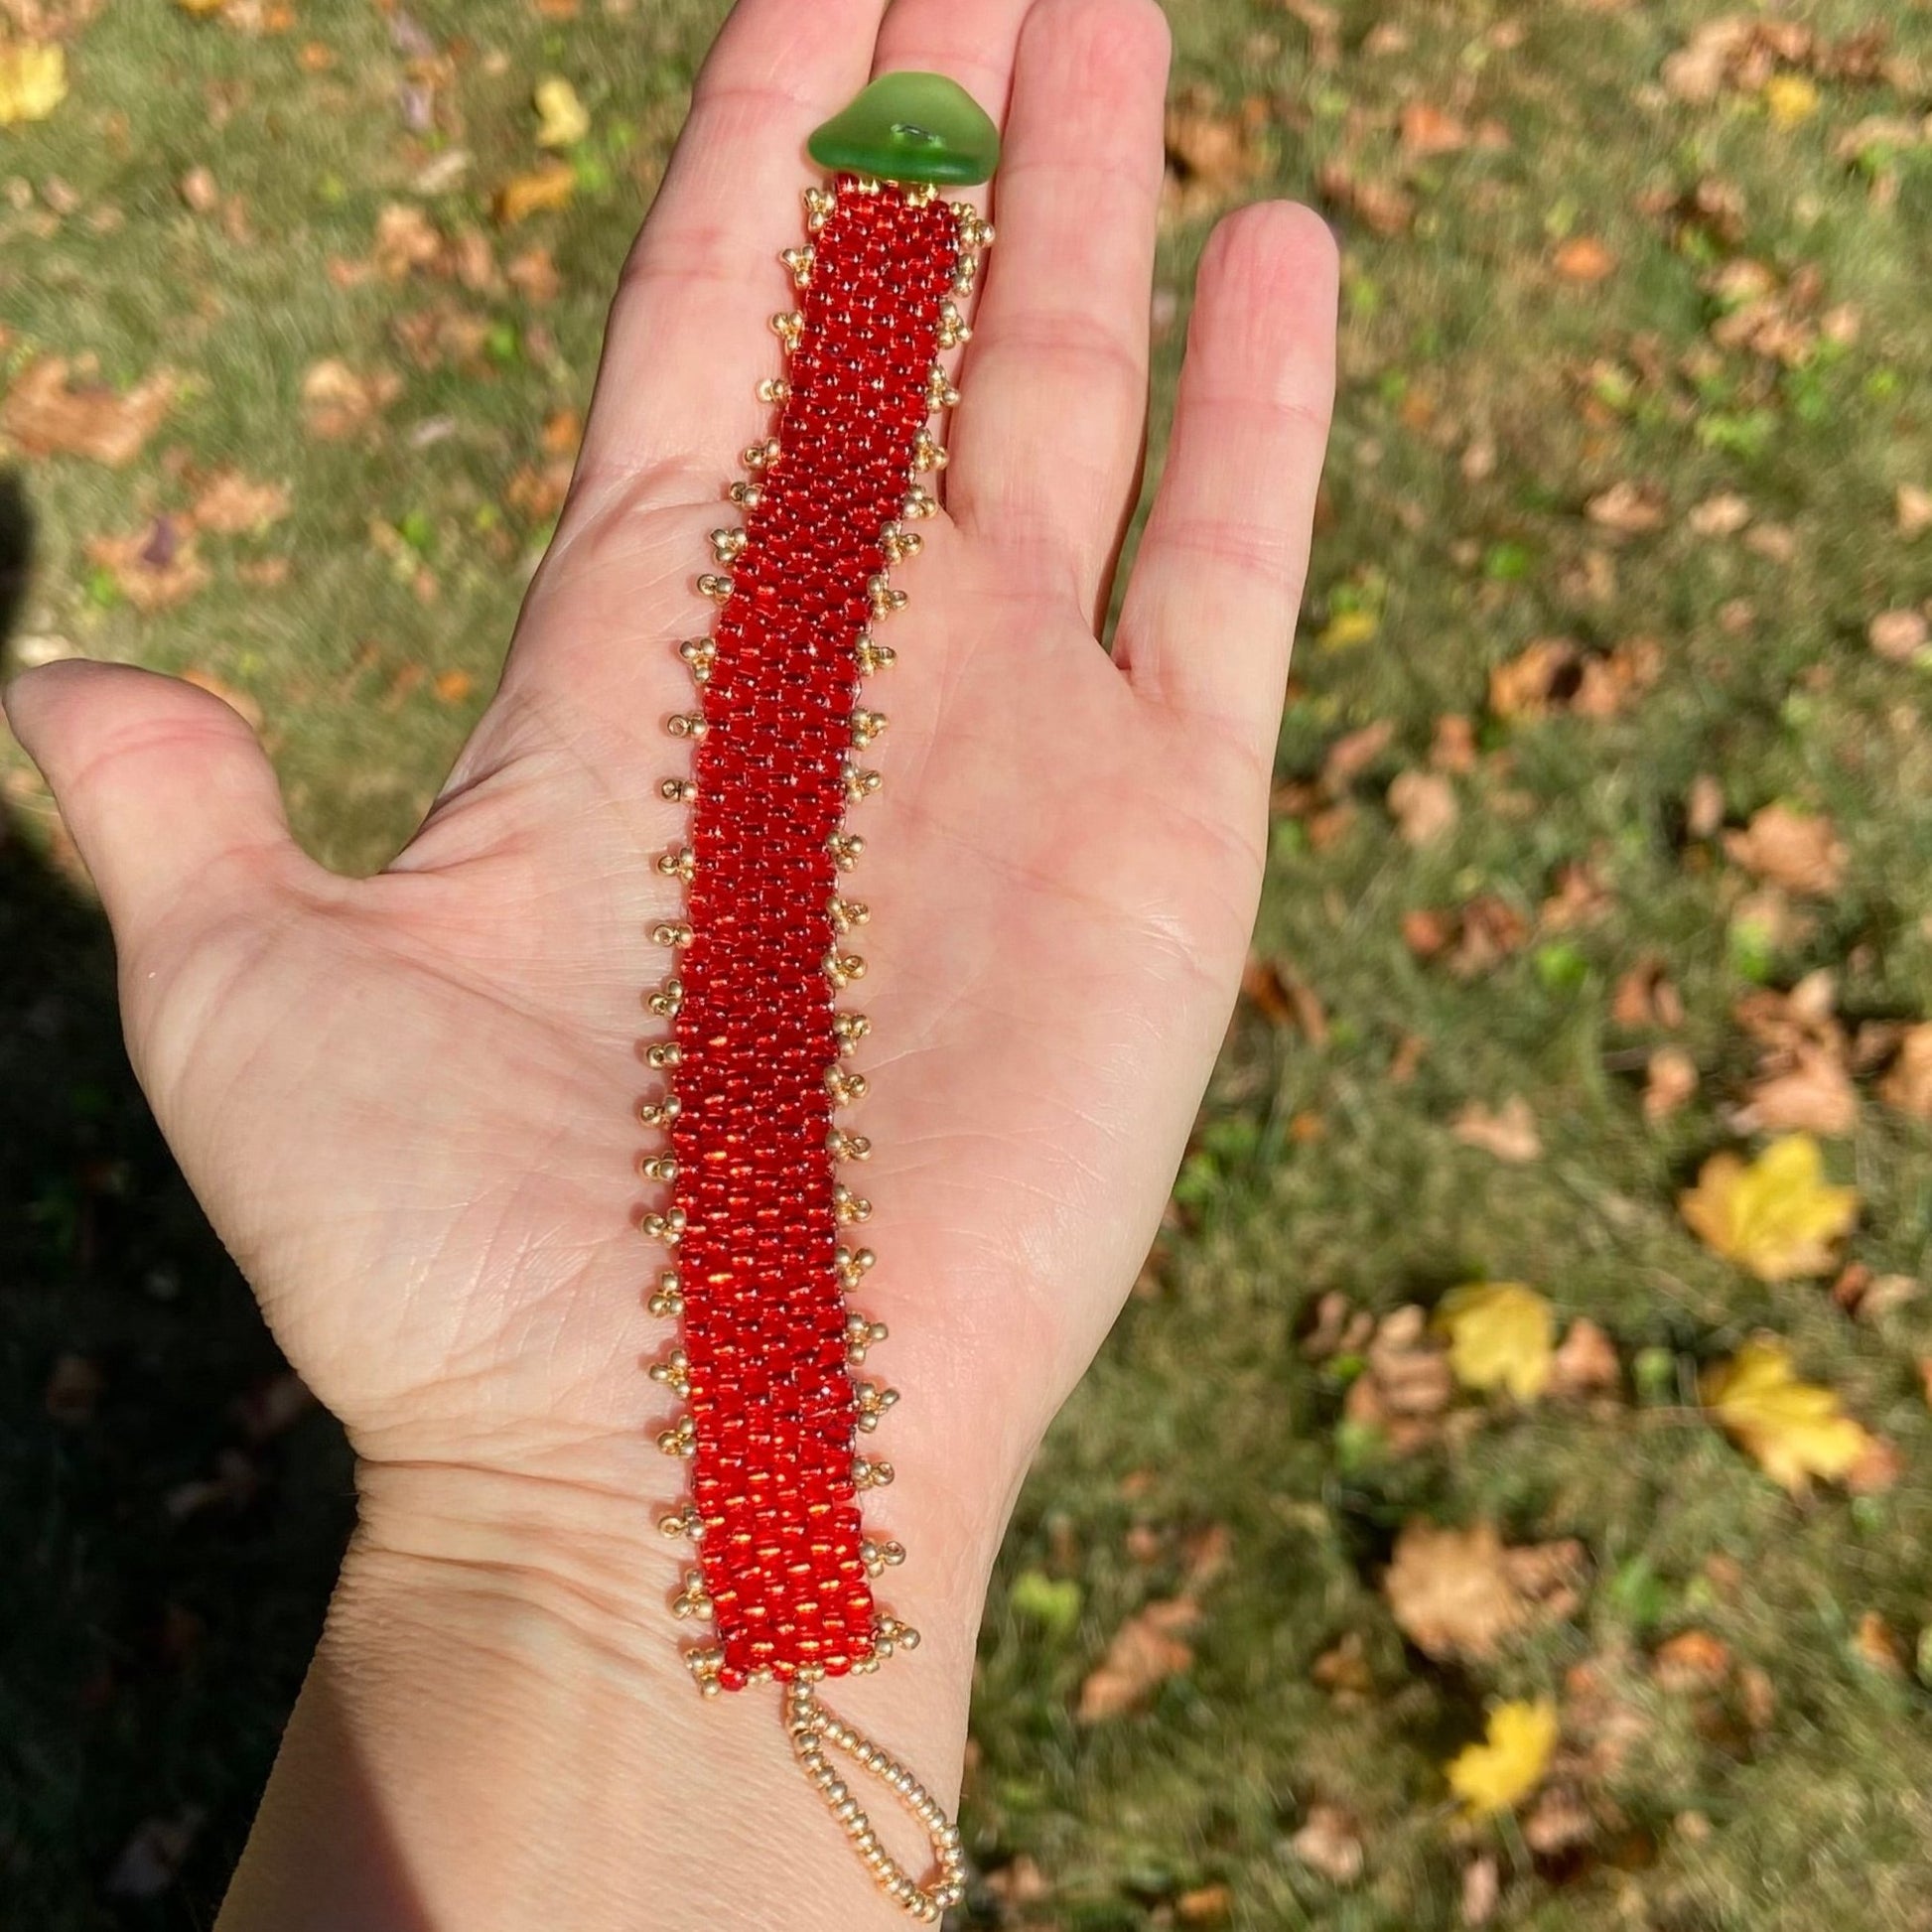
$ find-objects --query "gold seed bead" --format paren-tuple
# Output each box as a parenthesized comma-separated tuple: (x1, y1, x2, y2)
(666, 713, 708, 739)
(708, 528, 747, 563)
(910, 429, 946, 474)
(638, 1154, 679, 1184)
(645, 977, 684, 1019)
(728, 479, 762, 508)
(659, 776, 698, 804)
(855, 636, 897, 675)
(771, 310, 805, 351)
(656, 845, 697, 880)
(697, 572, 733, 603)
(779, 244, 814, 287)
(742, 437, 781, 471)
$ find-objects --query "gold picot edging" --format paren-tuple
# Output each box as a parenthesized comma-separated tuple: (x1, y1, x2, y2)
(637, 177, 991, 1923)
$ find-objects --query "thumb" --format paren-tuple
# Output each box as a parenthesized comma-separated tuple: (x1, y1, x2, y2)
(4, 659, 312, 960)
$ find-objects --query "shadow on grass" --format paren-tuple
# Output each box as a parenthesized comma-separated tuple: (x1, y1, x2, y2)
(0, 467, 354, 1930)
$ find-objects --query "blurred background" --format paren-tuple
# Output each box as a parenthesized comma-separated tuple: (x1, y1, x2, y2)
(3, 1, 1931, 1926)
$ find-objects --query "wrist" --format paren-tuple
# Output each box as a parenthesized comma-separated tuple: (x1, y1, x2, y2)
(219, 1454, 987, 1932)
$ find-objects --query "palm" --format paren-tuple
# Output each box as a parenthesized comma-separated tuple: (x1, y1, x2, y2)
(12, 0, 1334, 1593)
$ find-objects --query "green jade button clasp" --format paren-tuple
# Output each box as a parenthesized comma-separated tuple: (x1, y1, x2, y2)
(807, 71, 1000, 187)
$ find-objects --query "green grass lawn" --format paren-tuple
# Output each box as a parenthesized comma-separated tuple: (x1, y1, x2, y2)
(4, 2, 1931, 1926)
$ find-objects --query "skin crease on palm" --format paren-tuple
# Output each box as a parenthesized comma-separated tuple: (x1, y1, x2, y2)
(8, 0, 1334, 1921)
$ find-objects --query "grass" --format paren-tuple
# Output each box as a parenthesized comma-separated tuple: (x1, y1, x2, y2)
(3, 1, 1931, 1926)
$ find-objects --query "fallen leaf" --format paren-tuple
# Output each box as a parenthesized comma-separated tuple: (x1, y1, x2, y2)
(1, 357, 175, 466)
(191, 469, 291, 533)
(1489, 636, 1582, 719)
(1461, 1854, 1501, 1926)
(1311, 1629, 1375, 1698)
(1652, 1628, 1732, 1692)
(533, 74, 589, 148)
(1175, 1883, 1234, 1925)
(1662, 18, 1753, 103)
(506, 243, 561, 303)
(1389, 768, 1458, 845)
(1896, 484, 1932, 539)
(1322, 719, 1394, 790)
(1737, 1043, 1858, 1137)
(1724, 804, 1847, 896)
(1548, 1317, 1621, 1399)
(1853, 1610, 1908, 1676)
(301, 358, 400, 440)
(1554, 236, 1617, 284)
(86, 520, 210, 612)
(1451, 1097, 1542, 1164)
(1076, 1597, 1197, 1721)
(1400, 100, 1468, 159)
(0, 40, 66, 124)
(1643, 1045, 1699, 1123)
(1762, 72, 1819, 127)
(1447, 1700, 1560, 1816)
(1384, 1520, 1585, 1662)
(1701, 1336, 1874, 1490)
(1878, 1024, 1932, 1119)
(1689, 491, 1751, 537)
(1614, 953, 1686, 1031)
(1317, 607, 1378, 651)
(494, 158, 576, 225)
(1586, 480, 1667, 534)
(1680, 1136, 1857, 1281)
(1342, 1305, 1453, 1450)
(1239, 954, 1326, 1040)
(1867, 609, 1928, 663)
(1164, 98, 1263, 222)
(1435, 1283, 1555, 1399)
(373, 201, 444, 277)
(1686, 773, 1726, 841)
(1287, 1805, 1363, 1884)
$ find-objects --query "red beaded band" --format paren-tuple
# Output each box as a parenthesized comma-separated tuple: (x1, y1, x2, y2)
(644, 177, 985, 1705)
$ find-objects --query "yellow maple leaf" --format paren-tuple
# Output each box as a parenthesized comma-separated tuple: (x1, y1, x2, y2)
(0, 42, 67, 125)
(1763, 74, 1819, 129)
(1701, 1337, 1874, 1492)
(1317, 608, 1377, 651)
(1446, 1699, 1559, 1816)
(533, 75, 589, 150)
(1434, 1283, 1554, 1400)
(1678, 1134, 1858, 1281)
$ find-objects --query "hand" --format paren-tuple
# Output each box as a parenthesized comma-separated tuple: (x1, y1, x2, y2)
(8, 0, 1334, 1923)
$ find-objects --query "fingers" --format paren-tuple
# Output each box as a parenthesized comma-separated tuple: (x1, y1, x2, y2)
(4, 659, 314, 959)
(943, 0, 1172, 624)
(1116, 202, 1338, 758)
(574, 0, 888, 491)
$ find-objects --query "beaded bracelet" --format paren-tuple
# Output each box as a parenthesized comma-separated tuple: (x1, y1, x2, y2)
(638, 72, 1000, 1921)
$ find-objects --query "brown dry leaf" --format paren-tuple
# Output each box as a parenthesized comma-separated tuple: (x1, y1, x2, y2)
(1432, 713, 1477, 772)
(1400, 99, 1468, 159)
(1342, 1305, 1452, 1451)
(373, 201, 445, 278)
(1878, 1024, 1932, 1119)
(1662, 18, 1755, 102)
(1164, 98, 1263, 223)
(1853, 1610, 1908, 1676)
(493, 157, 576, 225)
(506, 243, 561, 303)
(1689, 491, 1752, 537)
(1613, 953, 1685, 1031)
(301, 358, 400, 441)
(1302, 1292, 1374, 1362)
(1652, 1628, 1731, 1692)
(1896, 484, 1932, 539)
(1867, 609, 1928, 662)
(1686, 773, 1726, 841)
(1317, 159, 1414, 237)
(1643, 1045, 1699, 1124)
(1540, 859, 1613, 929)
(1388, 768, 1457, 846)
(1737, 1044, 1857, 1137)
(86, 520, 209, 612)
(1586, 480, 1668, 535)
(1548, 1317, 1621, 1399)
(1554, 235, 1617, 284)
(1724, 804, 1847, 896)
(1287, 1805, 1364, 1884)
(1522, 1785, 1597, 1858)
(1239, 954, 1326, 1041)
(1311, 1629, 1375, 1699)
(1, 357, 175, 466)
(179, 164, 220, 213)
(1461, 1854, 1501, 1925)
(1451, 1097, 1542, 1163)
(1321, 719, 1394, 791)
(1076, 1596, 1198, 1721)
(1489, 636, 1581, 719)
(1451, 895, 1529, 977)
(1175, 1884, 1234, 1925)
(191, 469, 290, 533)
(1383, 1519, 1586, 1663)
